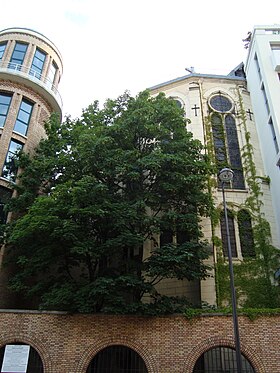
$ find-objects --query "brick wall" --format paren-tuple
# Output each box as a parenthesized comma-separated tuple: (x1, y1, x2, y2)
(0, 310, 278, 372)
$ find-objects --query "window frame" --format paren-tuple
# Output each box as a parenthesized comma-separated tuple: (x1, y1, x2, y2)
(30, 48, 46, 79)
(0, 92, 12, 128)
(1, 139, 24, 182)
(13, 98, 34, 136)
(9, 42, 28, 69)
(0, 41, 7, 60)
(209, 93, 245, 190)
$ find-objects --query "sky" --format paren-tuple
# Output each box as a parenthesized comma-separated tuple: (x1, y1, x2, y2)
(3, 0, 280, 119)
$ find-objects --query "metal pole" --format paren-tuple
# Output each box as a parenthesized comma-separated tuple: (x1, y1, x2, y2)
(221, 181, 243, 373)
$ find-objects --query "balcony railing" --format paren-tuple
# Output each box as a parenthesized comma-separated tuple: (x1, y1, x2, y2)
(0, 61, 63, 109)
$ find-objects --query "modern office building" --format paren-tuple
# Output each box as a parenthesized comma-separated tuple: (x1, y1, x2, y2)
(245, 24, 280, 243)
(0, 27, 63, 307)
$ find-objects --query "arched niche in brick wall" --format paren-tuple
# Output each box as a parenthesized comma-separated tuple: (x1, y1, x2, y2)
(76, 338, 158, 373)
(0, 342, 43, 373)
(86, 345, 148, 373)
(0, 333, 52, 373)
(184, 336, 266, 373)
(193, 346, 255, 372)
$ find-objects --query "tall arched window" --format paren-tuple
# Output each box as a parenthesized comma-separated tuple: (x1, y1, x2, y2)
(220, 209, 237, 257)
(210, 94, 245, 190)
(225, 115, 245, 189)
(87, 345, 148, 373)
(237, 209, 255, 257)
(211, 113, 227, 168)
(193, 346, 255, 373)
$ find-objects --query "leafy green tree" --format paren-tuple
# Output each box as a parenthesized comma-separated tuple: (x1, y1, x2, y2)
(5, 91, 212, 314)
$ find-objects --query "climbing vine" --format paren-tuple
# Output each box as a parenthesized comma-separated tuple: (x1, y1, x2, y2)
(204, 86, 280, 309)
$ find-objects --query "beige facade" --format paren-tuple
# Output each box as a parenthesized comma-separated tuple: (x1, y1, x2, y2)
(149, 71, 279, 306)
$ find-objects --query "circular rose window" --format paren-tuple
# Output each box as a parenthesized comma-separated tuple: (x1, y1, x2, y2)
(209, 95, 233, 113)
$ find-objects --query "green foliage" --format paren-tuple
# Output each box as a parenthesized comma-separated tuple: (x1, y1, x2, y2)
(184, 307, 280, 321)
(4, 91, 212, 314)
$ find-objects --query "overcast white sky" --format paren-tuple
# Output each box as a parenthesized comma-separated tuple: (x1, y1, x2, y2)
(3, 0, 280, 118)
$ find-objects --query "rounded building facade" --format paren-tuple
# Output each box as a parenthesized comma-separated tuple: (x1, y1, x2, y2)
(0, 27, 63, 308)
(0, 27, 63, 221)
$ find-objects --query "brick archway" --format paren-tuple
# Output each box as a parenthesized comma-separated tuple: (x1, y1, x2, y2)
(0, 332, 51, 372)
(75, 337, 158, 373)
(183, 336, 266, 373)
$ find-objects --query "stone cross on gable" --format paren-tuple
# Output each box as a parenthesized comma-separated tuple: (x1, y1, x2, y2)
(246, 109, 254, 120)
(191, 104, 200, 116)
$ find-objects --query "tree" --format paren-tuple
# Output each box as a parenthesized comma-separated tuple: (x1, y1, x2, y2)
(5, 91, 212, 314)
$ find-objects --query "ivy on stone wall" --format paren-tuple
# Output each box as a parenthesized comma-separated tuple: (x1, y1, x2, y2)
(204, 86, 280, 309)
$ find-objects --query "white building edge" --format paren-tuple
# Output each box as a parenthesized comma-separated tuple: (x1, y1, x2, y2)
(245, 24, 280, 244)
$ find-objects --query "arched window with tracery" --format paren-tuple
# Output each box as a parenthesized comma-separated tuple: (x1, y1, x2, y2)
(220, 209, 237, 257)
(209, 93, 245, 190)
(86, 345, 148, 373)
(225, 114, 245, 189)
(237, 209, 255, 257)
(193, 346, 255, 372)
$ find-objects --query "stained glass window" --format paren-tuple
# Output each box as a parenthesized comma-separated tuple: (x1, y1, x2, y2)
(210, 95, 245, 190)
(210, 95, 233, 113)
(238, 210, 255, 257)
(225, 115, 245, 189)
(211, 113, 227, 166)
(220, 209, 237, 257)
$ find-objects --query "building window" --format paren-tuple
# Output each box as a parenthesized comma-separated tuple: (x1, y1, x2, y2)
(0, 186, 12, 224)
(271, 43, 280, 72)
(86, 345, 148, 373)
(47, 61, 58, 90)
(261, 83, 270, 115)
(268, 117, 279, 154)
(210, 94, 245, 190)
(0, 42, 7, 60)
(237, 210, 255, 258)
(9, 42, 28, 70)
(14, 99, 33, 136)
(160, 227, 173, 247)
(160, 218, 190, 247)
(193, 346, 255, 373)
(225, 115, 245, 189)
(2, 139, 23, 181)
(0, 92, 12, 127)
(30, 48, 46, 79)
(254, 53, 262, 81)
(211, 114, 227, 165)
(220, 209, 237, 258)
(209, 94, 233, 113)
